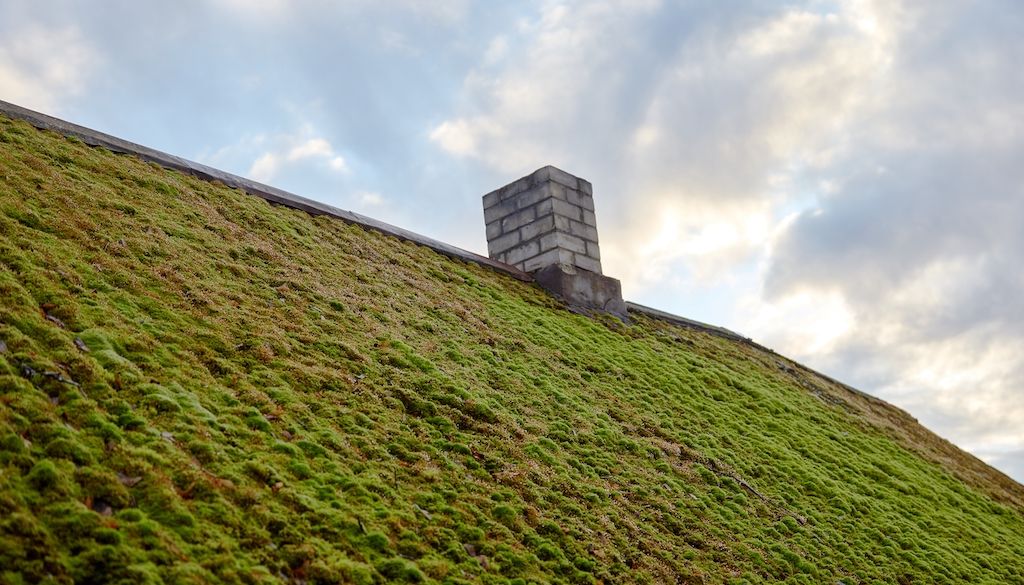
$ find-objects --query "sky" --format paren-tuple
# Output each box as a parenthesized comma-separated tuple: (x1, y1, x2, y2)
(2, 0, 1023, 482)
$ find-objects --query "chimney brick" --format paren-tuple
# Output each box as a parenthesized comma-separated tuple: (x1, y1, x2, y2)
(481, 166, 625, 319)
(482, 165, 603, 274)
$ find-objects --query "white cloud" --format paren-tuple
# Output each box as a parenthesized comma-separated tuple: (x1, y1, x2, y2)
(607, 197, 775, 296)
(429, 119, 481, 157)
(248, 152, 279, 184)
(211, 0, 470, 27)
(357, 191, 386, 207)
(430, 0, 890, 299)
(483, 36, 509, 65)
(246, 131, 350, 183)
(430, 0, 1024, 480)
(746, 0, 1024, 480)
(390, 0, 470, 24)
(0, 25, 99, 112)
(741, 288, 856, 356)
(287, 138, 332, 160)
(7, 0, 1020, 481)
(429, 1, 664, 173)
(208, 0, 290, 21)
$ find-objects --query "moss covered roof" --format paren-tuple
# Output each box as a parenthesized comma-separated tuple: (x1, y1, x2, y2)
(1, 113, 1023, 584)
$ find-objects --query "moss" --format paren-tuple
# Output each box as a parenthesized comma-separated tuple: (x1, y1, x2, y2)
(375, 557, 425, 582)
(25, 460, 59, 489)
(0, 114, 1023, 584)
(363, 531, 391, 552)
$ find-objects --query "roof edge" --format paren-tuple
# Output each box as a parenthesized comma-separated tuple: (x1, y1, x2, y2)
(625, 301, 886, 406)
(0, 100, 886, 409)
(0, 99, 532, 283)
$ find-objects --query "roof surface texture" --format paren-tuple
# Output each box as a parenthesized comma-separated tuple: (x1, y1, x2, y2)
(1, 111, 1023, 584)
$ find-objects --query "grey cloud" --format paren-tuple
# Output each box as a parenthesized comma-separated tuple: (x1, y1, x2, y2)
(763, 0, 1024, 479)
(3, 0, 1022, 480)
(988, 449, 1024, 487)
(431, 1, 848, 208)
(765, 0, 1024, 337)
(0, 0, 522, 242)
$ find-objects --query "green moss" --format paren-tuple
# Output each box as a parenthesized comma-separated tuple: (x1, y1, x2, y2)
(375, 557, 425, 582)
(26, 459, 65, 491)
(364, 530, 391, 552)
(0, 114, 1023, 584)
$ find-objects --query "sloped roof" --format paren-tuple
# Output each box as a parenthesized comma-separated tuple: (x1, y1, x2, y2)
(1, 105, 1023, 584)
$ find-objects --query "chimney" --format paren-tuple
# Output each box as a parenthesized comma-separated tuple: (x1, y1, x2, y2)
(483, 166, 626, 317)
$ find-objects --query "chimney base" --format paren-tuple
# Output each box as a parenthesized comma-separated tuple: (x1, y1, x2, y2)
(534, 264, 627, 319)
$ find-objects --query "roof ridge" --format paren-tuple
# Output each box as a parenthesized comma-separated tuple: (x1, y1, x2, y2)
(0, 99, 532, 282)
(0, 99, 881, 409)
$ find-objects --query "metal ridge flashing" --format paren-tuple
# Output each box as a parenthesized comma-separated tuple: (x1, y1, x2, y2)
(0, 99, 532, 283)
(625, 301, 751, 342)
(2, 100, 892, 408)
(625, 301, 884, 404)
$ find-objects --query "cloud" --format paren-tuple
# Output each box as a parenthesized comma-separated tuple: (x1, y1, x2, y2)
(3, 0, 1020, 480)
(244, 131, 350, 183)
(210, 0, 290, 20)
(483, 36, 509, 65)
(0, 25, 99, 112)
(431, 0, 1024, 479)
(429, 119, 480, 157)
(750, 0, 1024, 476)
(356, 191, 386, 207)
(430, 1, 891, 291)
(211, 0, 471, 28)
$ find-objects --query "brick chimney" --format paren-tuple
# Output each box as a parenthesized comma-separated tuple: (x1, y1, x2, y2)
(483, 166, 626, 317)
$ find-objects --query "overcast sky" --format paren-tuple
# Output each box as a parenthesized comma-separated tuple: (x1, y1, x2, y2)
(2, 0, 1022, 482)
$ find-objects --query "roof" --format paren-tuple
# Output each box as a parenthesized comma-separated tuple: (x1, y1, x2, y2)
(1, 105, 1023, 584)
(0, 100, 873, 400)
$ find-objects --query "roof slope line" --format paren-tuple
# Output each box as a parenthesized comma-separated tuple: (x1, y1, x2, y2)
(0, 99, 532, 282)
(0, 100, 884, 408)
(625, 301, 889, 406)
(626, 301, 750, 342)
